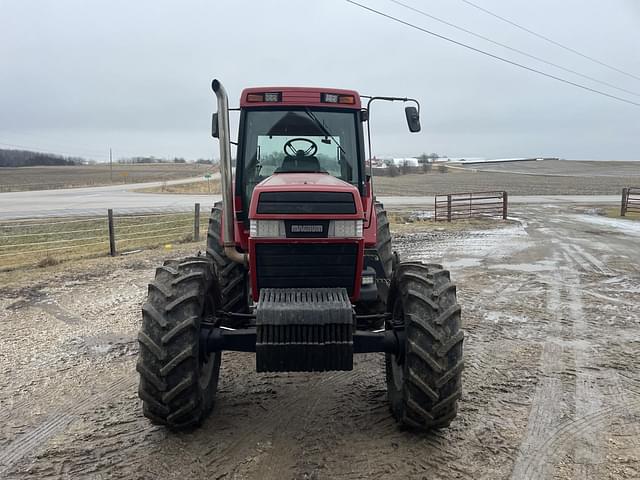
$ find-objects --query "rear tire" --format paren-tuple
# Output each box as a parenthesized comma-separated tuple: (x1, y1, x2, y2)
(137, 256, 221, 430)
(375, 201, 393, 278)
(355, 201, 394, 325)
(385, 262, 464, 430)
(206, 202, 249, 327)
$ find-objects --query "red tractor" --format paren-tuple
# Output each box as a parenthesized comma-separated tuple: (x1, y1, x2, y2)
(137, 79, 463, 431)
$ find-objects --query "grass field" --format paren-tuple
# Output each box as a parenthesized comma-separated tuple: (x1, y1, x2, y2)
(135, 178, 221, 194)
(0, 164, 216, 192)
(0, 211, 210, 270)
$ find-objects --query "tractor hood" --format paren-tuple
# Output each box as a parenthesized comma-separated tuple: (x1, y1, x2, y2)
(249, 173, 364, 218)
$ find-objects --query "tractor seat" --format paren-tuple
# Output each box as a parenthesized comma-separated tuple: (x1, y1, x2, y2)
(275, 155, 322, 173)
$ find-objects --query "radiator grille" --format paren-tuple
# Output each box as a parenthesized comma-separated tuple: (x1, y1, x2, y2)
(255, 243, 358, 295)
(257, 191, 356, 214)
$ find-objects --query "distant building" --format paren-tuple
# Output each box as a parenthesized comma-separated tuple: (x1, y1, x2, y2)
(388, 157, 419, 167)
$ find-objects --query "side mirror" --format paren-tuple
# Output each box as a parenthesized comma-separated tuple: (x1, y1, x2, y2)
(405, 106, 421, 133)
(211, 113, 219, 138)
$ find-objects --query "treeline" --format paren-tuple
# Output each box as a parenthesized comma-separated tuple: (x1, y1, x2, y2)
(0, 149, 216, 167)
(0, 149, 83, 167)
(116, 156, 214, 165)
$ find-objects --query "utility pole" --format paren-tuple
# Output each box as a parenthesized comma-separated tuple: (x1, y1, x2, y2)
(109, 148, 113, 182)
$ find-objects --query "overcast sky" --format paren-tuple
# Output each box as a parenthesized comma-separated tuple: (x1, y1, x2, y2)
(1, 0, 639, 161)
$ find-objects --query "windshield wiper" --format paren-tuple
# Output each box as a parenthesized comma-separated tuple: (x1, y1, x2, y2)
(304, 108, 348, 159)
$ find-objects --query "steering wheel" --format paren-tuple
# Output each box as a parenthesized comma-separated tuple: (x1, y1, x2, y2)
(284, 138, 318, 157)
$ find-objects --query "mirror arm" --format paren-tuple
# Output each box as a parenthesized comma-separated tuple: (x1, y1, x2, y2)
(364, 95, 422, 178)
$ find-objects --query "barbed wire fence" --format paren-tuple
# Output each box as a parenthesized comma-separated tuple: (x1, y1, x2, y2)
(0, 203, 209, 270)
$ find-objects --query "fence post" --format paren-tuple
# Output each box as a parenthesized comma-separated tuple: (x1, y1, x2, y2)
(447, 194, 452, 222)
(107, 209, 117, 256)
(434, 195, 438, 222)
(194, 203, 201, 241)
(503, 191, 508, 220)
(621, 188, 628, 217)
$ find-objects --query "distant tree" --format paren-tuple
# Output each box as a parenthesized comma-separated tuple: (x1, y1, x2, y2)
(387, 164, 400, 177)
(400, 160, 411, 175)
(173, 157, 186, 164)
(0, 149, 82, 167)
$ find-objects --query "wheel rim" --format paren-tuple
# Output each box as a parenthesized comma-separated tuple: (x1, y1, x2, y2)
(391, 298, 405, 392)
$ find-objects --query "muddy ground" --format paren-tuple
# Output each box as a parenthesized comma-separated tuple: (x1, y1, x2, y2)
(0, 205, 639, 479)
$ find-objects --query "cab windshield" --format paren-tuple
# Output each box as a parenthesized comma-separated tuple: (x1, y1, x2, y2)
(239, 108, 360, 209)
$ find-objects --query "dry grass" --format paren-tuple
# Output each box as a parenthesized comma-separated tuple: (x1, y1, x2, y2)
(605, 207, 640, 220)
(0, 164, 217, 192)
(135, 178, 221, 194)
(0, 212, 209, 271)
(36, 256, 60, 268)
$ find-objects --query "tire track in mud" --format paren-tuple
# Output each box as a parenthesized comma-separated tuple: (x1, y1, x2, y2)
(511, 252, 567, 479)
(519, 398, 640, 479)
(564, 252, 606, 479)
(205, 368, 357, 477)
(563, 243, 614, 277)
(0, 375, 136, 476)
(511, 227, 633, 479)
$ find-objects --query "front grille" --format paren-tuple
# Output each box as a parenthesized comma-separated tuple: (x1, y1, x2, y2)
(255, 243, 358, 295)
(257, 191, 356, 214)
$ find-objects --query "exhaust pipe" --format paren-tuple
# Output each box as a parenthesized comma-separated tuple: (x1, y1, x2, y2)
(212, 79, 247, 266)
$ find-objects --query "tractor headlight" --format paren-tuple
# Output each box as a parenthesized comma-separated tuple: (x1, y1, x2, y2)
(250, 219, 363, 238)
(250, 219, 285, 238)
(361, 275, 375, 285)
(331, 220, 363, 238)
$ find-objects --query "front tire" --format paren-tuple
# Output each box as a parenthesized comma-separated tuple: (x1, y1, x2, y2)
(137, 256, 221, 430)
(385, 262, 464, 430)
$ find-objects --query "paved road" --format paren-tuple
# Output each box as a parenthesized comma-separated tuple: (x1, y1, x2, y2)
(0, 179, 620, 220)
(0, 176, 213, 219)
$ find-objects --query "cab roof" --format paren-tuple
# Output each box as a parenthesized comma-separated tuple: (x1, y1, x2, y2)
(240, 87, 362, 109)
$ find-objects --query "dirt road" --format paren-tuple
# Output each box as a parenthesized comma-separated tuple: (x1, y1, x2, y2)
(0, 205, 639, 479)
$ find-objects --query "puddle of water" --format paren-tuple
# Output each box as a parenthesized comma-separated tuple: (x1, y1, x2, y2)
(489, 260, 557, 273)
(571, 214, 640, 237)
(398, 223, 530, 264)
(446, 258, 483, 268)
(485, 311, 529, 324)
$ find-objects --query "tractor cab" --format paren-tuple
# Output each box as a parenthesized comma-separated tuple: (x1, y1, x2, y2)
(212, 85, 420, 304)
(234, 87, 365, 222)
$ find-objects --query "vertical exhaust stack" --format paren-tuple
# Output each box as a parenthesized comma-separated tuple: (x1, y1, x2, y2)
(212, 79, 247, 266)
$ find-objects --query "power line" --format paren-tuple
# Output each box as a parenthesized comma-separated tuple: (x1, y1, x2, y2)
(388, 0, 640, 98)
(345, 0, 640, 107)
(460, 0, 640, 82)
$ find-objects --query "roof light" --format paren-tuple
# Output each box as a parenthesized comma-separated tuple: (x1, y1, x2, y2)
(321, 93, 356, 105)
(264, 92, 282, 102)
(246, 92, 282, 103)
(322, 93, 339, 103)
